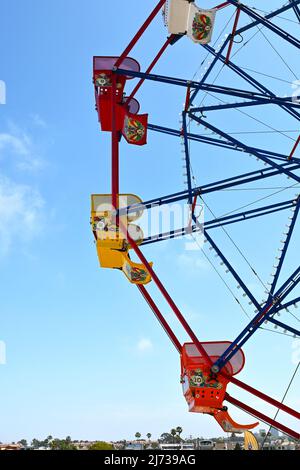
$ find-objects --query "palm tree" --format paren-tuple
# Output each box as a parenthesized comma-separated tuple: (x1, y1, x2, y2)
(176, 427, 183, 441)
(170, 429, 177, 444)
(31, 438, 40, 449)
(160, 433, 173, 444)
(146, 433, 151, 441)
(18, 439, 27, 448)
(135, 432, 141, 440)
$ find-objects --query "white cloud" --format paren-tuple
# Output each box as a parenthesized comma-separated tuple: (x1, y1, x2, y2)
(0, 133, 28, 156)
(30, 114, 47, 128)
(137, 338, 153, 352)
(0, 175, 45, 255)
(0, 124, 44, 171)
(0, 80, 6, 105)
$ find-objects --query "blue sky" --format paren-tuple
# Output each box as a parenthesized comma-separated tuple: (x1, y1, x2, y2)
(0, 0, 299, 442)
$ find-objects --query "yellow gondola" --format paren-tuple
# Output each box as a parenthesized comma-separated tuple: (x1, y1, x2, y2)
(91, 193, 152, 284)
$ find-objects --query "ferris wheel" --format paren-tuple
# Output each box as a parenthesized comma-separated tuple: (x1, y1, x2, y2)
(91, 0, 300, 441)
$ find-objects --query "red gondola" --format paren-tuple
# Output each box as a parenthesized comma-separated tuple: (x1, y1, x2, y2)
(181, 342, 258, 432)
(93, 56, 148, 144)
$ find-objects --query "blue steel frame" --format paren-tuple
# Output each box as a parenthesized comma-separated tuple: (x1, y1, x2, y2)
(289, 0, 300, 21)
(116, 0, 300, 372)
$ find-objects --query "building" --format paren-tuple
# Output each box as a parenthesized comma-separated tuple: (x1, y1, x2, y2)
(125, 442, 144, 450)
(159, 443, 195, 450)
(0, 444, 22, 451)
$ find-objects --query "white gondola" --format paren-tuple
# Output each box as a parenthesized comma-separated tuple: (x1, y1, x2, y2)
(164, 0, 216, 45)
(164, 0, 190, 35)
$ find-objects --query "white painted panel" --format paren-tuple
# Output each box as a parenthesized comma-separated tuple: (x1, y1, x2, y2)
(187, 4, 216, 44)
(167, 0, 190, 34)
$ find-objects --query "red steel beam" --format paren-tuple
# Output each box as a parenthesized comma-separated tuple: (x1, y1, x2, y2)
(138, 285, 182, 353)
(288, 134, 300, 160)
(184, 85, 191, 112)
(226, 394, 300, 440)
(114, 0, 167, 69)
(214, 1, 231, 10)
(227, 375, 300, 419)
(119, 220, 214, 366)
(111, 75, 119, 213)
(225, 7, 241, 64)
(188, 195, 198, 230)
(126, 35, 174, 105)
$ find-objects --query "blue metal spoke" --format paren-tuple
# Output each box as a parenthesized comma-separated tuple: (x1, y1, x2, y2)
(196, 45, 300, 122)
(118, 161, 300, 219)
(289, 0, 300, 22)
(119, 69, 300, 114)
(238, 0, 300, 30)
(141, 199, 296, 246)
(190, 38, 230, 104)
(116, 68, 198, 88)
(276, 266, 300, 302)
(190, 84, 300, 108)
(226, 0, 300, 49)
(268, 196, 300, 299)
(119, 68, 300, 127)
(234, 0, 300, 36)
(267, 317, 300, 337)
(193, 96, 300, 114)
(205, 200, 296, 230)
(276, 297, 300, 312)
(119, 69, 300, 106)
(213, 265, 300, 372)
(189, 113, 300, 183)
(142, 225, 198, 246)
(202, 227, 262, 311)
(148, 123, 300, 162)
(198, 164, 300, 193)
(119, 169, 300, 222)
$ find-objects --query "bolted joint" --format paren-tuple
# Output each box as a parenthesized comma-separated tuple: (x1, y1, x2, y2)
(211, 364, 220, 374)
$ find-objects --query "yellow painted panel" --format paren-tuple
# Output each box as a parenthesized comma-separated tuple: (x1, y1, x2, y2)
(244, 431, 259, 450)
(122, 252, 152, 285)
(96, 244, 124, 269)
